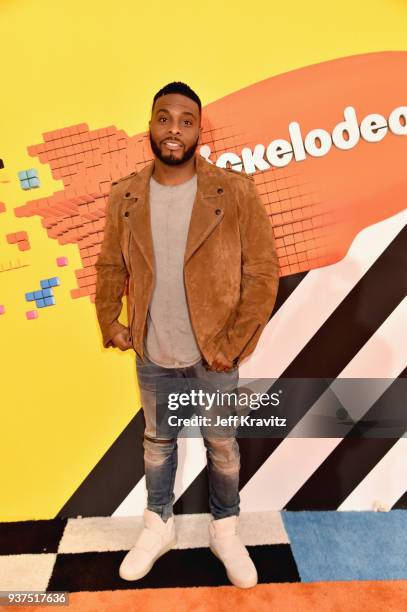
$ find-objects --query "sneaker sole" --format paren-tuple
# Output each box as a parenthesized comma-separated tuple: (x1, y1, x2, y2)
(209, 543, 258, 589)
(119, 534, 177, 581)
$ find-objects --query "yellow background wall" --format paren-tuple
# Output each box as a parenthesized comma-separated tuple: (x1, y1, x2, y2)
(1, 0, 406, 520)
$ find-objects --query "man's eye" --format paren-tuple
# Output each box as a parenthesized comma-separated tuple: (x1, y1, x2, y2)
(158, 117, 167, 122)
(184, 120, 192, 125)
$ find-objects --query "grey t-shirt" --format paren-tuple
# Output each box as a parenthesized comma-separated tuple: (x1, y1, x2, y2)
(143, 173, 202, 368)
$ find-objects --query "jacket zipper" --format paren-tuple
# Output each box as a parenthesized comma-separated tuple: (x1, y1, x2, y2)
(183, 266, 204, 356)
(127, 230, 136, 349)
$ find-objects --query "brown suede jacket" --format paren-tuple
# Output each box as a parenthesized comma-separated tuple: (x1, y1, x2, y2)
(95, 153, 280, 367)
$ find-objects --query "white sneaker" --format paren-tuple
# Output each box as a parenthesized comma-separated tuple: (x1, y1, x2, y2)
(119, 508, 176, 581)
(209, 515, 258, 588)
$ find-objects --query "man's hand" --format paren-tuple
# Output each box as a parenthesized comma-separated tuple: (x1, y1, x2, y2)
(206, 349, 235, 372)
(112, 327, 133, 351)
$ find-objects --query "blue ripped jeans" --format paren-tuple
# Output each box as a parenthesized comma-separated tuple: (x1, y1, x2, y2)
(136, 352, 241, 522)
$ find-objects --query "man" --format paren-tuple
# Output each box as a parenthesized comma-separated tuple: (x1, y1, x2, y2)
(95, 81, 280, 589)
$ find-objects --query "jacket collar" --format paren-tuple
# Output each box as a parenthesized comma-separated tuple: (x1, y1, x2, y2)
(123, 152, 224, 198)
(123, 154, 227, 272)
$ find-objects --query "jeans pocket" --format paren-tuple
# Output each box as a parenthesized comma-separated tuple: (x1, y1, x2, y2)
(136, 356, 159, 392)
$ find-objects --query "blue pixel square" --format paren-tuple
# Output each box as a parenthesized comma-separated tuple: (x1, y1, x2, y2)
(20, 179, 30, 190)
(18, 170, 28, 180)
(28, 177, 40, 188)
(27, 278, 59, 310)
(26, 169, 38, 178)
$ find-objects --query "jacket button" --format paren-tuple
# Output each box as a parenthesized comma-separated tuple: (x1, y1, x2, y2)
(125, 192, 131, 197)
(124, 211, 129, 217)
(215, 208, 222, 215)
(217, 187, 223, 194)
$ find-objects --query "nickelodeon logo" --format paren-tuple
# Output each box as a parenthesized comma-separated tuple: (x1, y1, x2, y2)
(19, 52, 407, 281)
(200, 105, 407, 173)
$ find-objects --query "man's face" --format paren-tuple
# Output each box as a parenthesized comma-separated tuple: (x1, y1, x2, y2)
(149, 93, 201, 166)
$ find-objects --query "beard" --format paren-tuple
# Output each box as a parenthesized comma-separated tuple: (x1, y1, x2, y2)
(149, 131, 199, 166)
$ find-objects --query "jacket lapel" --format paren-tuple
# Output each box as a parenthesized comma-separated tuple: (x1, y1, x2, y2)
(124, 153, 226, 273)
(123, 161, 154, 273)
(184, 154, 226, 266)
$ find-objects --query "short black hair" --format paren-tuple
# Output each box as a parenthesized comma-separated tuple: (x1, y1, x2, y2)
(151, 81, 202, 116)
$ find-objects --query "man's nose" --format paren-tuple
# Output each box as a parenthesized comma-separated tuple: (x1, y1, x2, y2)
(169, 123, 181, 135)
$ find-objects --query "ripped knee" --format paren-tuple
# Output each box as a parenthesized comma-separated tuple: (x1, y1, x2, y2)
(143, 433, 177, 467)
(144, 432, 176, 444)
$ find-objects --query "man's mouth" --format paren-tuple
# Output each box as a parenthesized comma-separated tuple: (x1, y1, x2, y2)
(163, 140, 183, 150)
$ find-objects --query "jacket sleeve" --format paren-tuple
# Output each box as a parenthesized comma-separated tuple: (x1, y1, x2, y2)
(95, 186, 129, 348)
(216, 177, 280, 363)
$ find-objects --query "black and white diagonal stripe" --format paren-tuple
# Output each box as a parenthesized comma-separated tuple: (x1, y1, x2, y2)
(57, 211, 407, 518)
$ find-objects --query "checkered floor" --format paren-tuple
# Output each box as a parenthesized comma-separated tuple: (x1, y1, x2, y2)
(0, 510, 405, 592)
